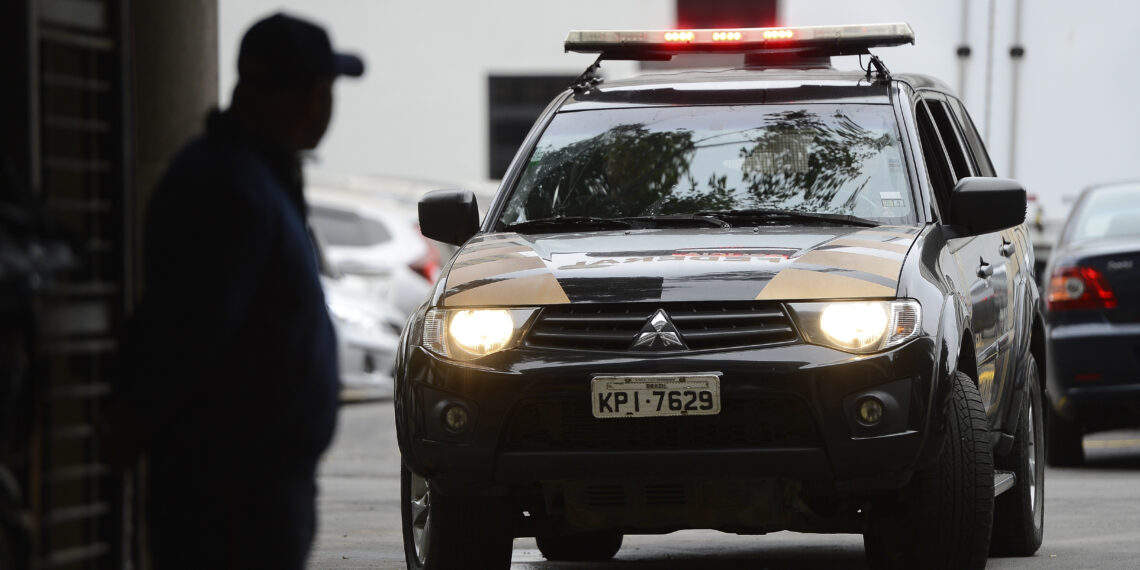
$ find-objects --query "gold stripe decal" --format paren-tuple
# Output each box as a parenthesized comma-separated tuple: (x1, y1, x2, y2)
(826, 237, 911, 255)
(441, 227, 919, 306)
(444, 273, 570, 306)
(755, 268, 896, 300)
(753, 227, 918, 299)
(795, 250, 902, 281)
(447, 253, 544, 285)
(442, 233, 570, 306)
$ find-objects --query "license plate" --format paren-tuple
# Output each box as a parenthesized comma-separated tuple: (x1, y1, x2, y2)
(590, 374, 721, 419)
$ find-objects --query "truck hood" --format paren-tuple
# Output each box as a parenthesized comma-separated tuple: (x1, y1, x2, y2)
(440, 226, 921, 306)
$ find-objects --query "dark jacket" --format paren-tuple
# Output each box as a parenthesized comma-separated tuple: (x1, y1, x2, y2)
(129, 109, 339, 472)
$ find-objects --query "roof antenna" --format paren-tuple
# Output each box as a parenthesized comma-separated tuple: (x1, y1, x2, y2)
(571, 55, 605, 94)
(863, 54, 892, 81)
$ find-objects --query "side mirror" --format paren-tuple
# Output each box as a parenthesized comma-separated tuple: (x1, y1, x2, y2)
(418, 189, 480, 246)
(949, 177, 1026, 236)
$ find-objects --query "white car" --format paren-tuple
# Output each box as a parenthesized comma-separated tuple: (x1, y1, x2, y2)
(322, 274, 403, 401)
(308, 190, 440, 317)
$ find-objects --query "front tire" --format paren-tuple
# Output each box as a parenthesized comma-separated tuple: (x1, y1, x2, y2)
(991, 355, 1045, 556)
(400, 461, 513, 570)
(536, 531, 623, 561)
(864, 371, 994, 570)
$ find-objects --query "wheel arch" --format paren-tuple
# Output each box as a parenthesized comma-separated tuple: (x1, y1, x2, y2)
(957, 331, 979, 386)
(914, 296, 973, 471)
(1030, 313, 1047, 402)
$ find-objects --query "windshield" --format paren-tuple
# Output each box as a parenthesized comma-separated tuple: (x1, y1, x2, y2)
(497, 104, 915, 228)
(1064, 183, 1140, 244)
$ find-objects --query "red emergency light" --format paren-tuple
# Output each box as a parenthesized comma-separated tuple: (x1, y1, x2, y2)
(565, 23, 914, 61)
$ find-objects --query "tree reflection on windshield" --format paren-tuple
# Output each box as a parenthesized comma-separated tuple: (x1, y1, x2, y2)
(503, 124, 699, 221)
(739, 110, 893, 212)
(500, 104, 912, 226)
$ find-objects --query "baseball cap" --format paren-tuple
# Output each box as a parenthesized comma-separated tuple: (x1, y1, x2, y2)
(237, 13, 365, 89)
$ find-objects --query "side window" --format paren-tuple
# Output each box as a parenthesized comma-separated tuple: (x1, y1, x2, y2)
(950, 99, 997, 177)
(914, 101, 955, 218)
(926, 98, 976, 179)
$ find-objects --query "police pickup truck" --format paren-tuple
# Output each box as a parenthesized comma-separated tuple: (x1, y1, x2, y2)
(396, 23, 1045, 570)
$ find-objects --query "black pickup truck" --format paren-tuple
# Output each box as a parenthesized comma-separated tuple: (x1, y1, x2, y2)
(396, 23, 1045, 570)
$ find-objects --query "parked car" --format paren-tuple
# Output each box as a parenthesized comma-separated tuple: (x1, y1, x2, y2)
(395, 23, 1044, 570)
(1043, 180, 1140, 465)
(321, 274, 403, 401)
(308, 190, 440, 317)
(310, 228, 404, 401)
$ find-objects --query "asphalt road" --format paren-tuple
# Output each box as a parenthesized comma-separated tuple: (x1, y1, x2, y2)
(312, 401, 1140, 569)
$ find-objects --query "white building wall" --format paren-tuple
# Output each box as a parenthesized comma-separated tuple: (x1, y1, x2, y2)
(218, 0, 674, 189)
(781, 0, 1140, 218)
(219, 1, 1140, 218)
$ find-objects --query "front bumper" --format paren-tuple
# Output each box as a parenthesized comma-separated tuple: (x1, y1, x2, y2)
(397, 337, 941, 494)
(337, 330, 397, 401)
(1047, 320, 1140, 429)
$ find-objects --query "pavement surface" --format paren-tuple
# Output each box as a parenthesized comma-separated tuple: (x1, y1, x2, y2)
(312, 400, 1140, 569)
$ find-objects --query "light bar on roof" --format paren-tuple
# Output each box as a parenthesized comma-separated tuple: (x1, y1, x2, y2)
(565, 23, 914, 60)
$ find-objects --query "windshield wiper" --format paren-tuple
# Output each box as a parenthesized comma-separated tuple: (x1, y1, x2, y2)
(619, 214, 731, 228)
(693, 208, 880, 228)
(501, 216, 634, 232)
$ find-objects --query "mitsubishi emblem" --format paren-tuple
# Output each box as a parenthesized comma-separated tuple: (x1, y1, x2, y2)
(631, 309, 688, 351)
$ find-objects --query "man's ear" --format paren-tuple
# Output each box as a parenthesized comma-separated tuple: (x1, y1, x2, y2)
(297, 81, 332, 118)
(300, 82, 322, 108)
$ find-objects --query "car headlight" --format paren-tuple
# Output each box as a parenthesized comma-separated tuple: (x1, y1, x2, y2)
(422, 308, 538, 361)
(328, 301, 381, 332)
(788, 300, 920, 354)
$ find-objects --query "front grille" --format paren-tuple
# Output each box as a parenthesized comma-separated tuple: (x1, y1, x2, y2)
(644, 483, 687, 506)
(585, 484, 627, 507)
(501, 395, 820, 452)
(526, 302, 798, 352)
(579, 483, 688, 508)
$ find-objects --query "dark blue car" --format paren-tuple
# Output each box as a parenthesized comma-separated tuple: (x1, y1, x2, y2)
(1044, 180, 1140, 465)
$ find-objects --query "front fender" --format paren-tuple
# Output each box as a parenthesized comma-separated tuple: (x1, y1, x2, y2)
(912, 295, 966, 470)
(994, 255, 1043, 441)
(393, 305, 428, 467)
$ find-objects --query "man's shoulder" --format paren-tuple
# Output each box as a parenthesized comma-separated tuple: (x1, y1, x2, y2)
(164, 134, 261, 182)
(159, 134, 282, 201)
(147, 144, 291, 245)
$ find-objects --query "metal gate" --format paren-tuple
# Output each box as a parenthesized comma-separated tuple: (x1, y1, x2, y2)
(30, 0, 132, 567)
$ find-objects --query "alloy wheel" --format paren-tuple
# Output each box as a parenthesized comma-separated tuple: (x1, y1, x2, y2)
(409, 471, 432, 565)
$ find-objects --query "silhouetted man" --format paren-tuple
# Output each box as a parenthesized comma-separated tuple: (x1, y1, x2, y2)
(128, 13, 363, 569)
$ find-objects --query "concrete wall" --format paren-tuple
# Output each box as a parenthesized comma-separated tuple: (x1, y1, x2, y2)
(132, 0, 219, 278)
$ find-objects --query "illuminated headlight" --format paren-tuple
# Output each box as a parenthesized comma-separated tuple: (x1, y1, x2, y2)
(789, 300, 921, 354)
(422, 308, 538, 361)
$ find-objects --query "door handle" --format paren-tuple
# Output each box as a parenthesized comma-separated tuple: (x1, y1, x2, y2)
(977, 261, 993, 279)
(1000, 241, 1016, 257)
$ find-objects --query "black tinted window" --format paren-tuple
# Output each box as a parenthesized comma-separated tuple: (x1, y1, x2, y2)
(914, 101, 954, 217)
(951, 99, 996, 177)
(310, 206, 392, 247)
(927, 99, 974, 180)
(499, 104, 916, 225)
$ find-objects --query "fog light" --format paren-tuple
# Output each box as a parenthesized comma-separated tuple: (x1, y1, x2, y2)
(858, 397, 884, 425)
(444, 405, 469, 432)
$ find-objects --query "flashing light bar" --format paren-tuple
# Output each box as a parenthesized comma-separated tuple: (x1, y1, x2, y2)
(565, 23, 914, 60)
